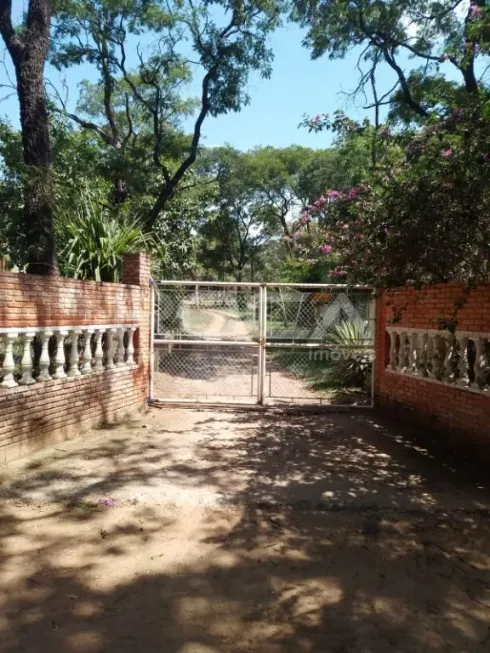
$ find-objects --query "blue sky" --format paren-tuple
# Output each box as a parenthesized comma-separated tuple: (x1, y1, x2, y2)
(191, 22, 383, 150)
(0, 15, 468, 152)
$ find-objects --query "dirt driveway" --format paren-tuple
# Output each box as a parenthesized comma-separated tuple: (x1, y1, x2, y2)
(1, 408, 490, 652)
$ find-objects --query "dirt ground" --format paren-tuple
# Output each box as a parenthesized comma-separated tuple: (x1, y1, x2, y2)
(1, 408, 490, 652)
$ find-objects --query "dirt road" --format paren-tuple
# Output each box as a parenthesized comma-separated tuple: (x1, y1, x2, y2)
(1, 408, 489, 652)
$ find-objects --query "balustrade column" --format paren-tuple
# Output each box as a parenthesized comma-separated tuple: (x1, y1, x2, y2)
(455, 336, 469, 386)
(38, 330, 53, 381)
(19, 332, 36, 385)
(105, 328, 116, 370)
(67, 329, 82, 377)
(116, 327, 126, 367)
(126, 327, 135, 365)
(442, 336, 455, 382)
(398, 332, 407, 372)
(407, 332, 418, 374)
(474, 337, 486, 389)
(420, 333, 429, 377)
(1, 333, 18, 388)
(412, 332, 423, 375)
(425, 334, 436, 378)
(81, 329, 94, 375)
(52, 330, 68, 379)
(94, 329, 105, 372)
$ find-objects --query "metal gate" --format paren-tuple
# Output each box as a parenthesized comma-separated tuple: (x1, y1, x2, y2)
(150, 281, 375, 407)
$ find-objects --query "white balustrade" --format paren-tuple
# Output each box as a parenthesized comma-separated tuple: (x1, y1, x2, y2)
(116, 327, 126, 367)
(126, 327, 135, 365)
(0, 324, 138, 390)
(386, 326, 490, 395)
(19, 332, 36, 385)
(105, 328, 116, 370)
(455, 335, 469, 387)
(0, 332, 18, 388)
(38, 330, 53, 382)
(94, 329, 105, 371)
(67, 328, 82, 378)
(81, 329, 94, 375)
(52, 329, 68, 379)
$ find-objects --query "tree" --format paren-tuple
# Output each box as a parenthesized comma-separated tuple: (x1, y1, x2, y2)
(296, 104, 490, 287)
(198, 147, 282, 281)
(0, 0, 55, 274)
(293, 1, 489, 124)
(51, 0, 283, 229)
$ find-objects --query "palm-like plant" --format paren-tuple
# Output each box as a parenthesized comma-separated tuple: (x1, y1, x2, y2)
(325, 319, 373, 389)
(55, 195, 150, 282)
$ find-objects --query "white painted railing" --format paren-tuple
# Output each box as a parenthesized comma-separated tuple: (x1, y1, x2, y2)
(386, 326, 490, 394)
(0, 325, 138, 389)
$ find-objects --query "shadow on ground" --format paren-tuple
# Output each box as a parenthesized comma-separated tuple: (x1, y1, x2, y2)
(1, 408, 489, 510)
(1, 408, 490, 652)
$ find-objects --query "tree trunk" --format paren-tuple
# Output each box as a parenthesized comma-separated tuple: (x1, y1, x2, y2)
(0, 0, 55, 275)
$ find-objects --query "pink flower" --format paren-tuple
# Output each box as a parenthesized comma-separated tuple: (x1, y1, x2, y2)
(292, 231, 301, 239)
(442, 149, 453, 158)
(327, 190, 344, 200)
(470, 4, 483, 19)
(332, 266, 347, 277)
(348, 187, 361, 200)
(314, 114, 321, 122)
(319, 244, 333, 255)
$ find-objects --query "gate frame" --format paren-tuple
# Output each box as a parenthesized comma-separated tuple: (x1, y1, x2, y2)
(149, 280, 376, 409)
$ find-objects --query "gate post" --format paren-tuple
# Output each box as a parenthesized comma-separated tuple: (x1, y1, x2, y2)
(257, 284, 267, 405)
(121, 253, 151, 404)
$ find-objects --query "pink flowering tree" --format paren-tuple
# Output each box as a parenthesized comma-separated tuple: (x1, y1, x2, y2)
(297, 105, 490, 287)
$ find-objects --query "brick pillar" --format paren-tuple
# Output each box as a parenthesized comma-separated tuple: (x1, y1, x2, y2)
(122, 253, 151, 403)
(122, 253, 151, 287)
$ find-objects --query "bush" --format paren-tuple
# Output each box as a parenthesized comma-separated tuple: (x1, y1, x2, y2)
(325, 319, 373, 389)
(55, 194, 150, 282)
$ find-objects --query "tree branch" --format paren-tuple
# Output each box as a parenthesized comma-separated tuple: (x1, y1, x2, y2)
(52, 105, 113, 145)
(0, 0, 24, 60)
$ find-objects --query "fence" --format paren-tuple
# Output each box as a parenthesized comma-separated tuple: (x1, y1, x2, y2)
(0, 254, 150, 463)
(375, 283, 490, 455)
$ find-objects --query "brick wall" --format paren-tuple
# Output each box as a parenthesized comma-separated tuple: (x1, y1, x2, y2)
(0, 254, 151, 463)
(375, 283, 490, 455)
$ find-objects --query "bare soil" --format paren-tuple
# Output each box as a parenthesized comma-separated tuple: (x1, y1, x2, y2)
(1, 408, 489, 652)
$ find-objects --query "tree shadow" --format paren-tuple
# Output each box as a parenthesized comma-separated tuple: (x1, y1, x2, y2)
(1, 501, 490, 652)
(1, 408, 490, 651)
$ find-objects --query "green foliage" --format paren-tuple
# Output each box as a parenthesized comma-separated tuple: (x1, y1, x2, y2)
(293, 1, 488, 122)
(55, 192, 150, 281)
(50, 0, 284, 225)
(298, 100, 490, 286)
(325, 319, 373, 389)
(197, 146, 290, 281)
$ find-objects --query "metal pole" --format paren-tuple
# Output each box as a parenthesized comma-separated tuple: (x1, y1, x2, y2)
(153, 280, 374, 290)
(257, 286, 264, 404)
(149, 281, 155, 402)
(257, 284, 267, 405)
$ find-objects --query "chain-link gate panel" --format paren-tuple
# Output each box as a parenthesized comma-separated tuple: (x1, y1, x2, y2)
(152, 283, 263, 404)
(155, 284, 260, 342)
(151, 282, 374, 407)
